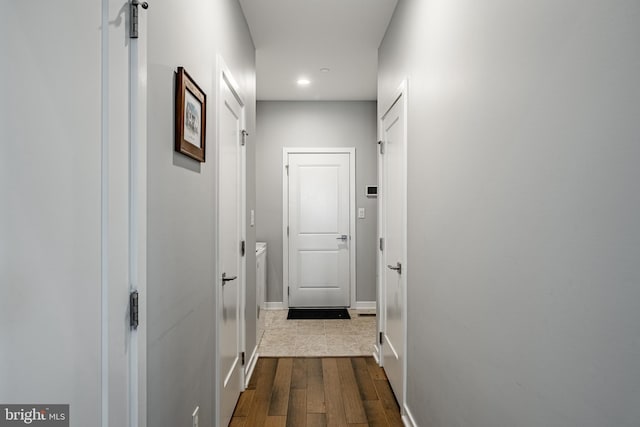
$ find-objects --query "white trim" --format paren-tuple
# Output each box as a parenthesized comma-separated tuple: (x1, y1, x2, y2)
(378, 79, 409, 413)
(244, 346, 259, 388)
(128, 9, 148, 427)
(282, 147, 357, 308)
(373, 345, 381, 364)
(353, 301, 376, 310)
(264, 302, 286, 310)
(215, 55, 247, 427)
(100, 1, 109, 425)
(403, 404, 418, 427)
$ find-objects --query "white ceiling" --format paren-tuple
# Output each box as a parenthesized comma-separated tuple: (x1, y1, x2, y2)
(239, 0, 398, 101)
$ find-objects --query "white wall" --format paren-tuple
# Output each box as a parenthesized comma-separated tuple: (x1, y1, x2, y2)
(379, 1, 640, 426)
(256, 101, 378, 304)
(0, 1, 136, 425)
(146, 1, 255, 427)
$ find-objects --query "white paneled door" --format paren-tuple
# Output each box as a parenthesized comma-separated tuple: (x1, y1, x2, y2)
(287, 151, 353, 307)
(380, 86, 407, 406)
(218, 63, 246, 427)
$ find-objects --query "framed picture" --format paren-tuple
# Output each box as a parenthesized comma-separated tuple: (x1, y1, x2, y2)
(175, 67, 206, 162)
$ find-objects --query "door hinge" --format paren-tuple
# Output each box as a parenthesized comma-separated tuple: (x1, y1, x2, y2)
(287, 226, 289, 237)
(379, 331, 383, 345)
(241, 351, 245, 365)
(285, 164, 289, 175)
(241, 240, 246, 256)
(288, 286, 290, 296)
(378, 140, 384, 154)
(241, 130, 248, 146)
(130, 290, 139, 330)
(129, 0, 149, 39)
(379, 237, 384, 251)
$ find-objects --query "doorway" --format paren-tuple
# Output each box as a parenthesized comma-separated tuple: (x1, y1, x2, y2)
(377, 81, 408, 409)
(216, 57, 247, 427)
(282, 148, 357, 308)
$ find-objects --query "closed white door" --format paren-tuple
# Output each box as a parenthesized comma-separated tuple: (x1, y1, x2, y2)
(381, 90, 406, 405)
(218, 68, 245, 427)
(287, 152, 352, 307)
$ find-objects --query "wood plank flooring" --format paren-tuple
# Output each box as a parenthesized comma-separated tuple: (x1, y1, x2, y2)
(230, 357, 403, 427)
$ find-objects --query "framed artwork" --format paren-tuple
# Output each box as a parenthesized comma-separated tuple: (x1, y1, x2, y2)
(175, 67, 206, 162)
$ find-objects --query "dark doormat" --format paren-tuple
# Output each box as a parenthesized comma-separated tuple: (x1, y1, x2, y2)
(287, 308, 351, 320)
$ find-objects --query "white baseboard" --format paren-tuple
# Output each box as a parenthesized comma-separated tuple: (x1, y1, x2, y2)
(265, 301, 375, 310)
(402, 403, 418, 427)
(244, 346, 259, 388)
(373, 344, 381, 364)
(352, 301, 376, 310)
(264, 302, 285, 310)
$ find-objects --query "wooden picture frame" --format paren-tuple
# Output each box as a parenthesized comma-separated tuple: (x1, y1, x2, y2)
(175, 67, 206, 162)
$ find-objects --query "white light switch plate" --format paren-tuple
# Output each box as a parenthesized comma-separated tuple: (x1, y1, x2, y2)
(358, 208, 365, 219)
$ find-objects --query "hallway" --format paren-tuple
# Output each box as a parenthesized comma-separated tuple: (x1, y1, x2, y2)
(231, 357, 403, 427)
(2, 1, 640, 427)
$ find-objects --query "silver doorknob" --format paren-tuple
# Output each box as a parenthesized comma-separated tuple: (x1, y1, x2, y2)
(336, 235, 348, 241)
(387, 262, 402, 275)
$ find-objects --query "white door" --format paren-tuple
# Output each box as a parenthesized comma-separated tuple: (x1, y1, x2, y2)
(381, 88, 407, 405)
(218, 66, 245, 427)
(0, 1, 146, 426)
(287, 152, 352, 307)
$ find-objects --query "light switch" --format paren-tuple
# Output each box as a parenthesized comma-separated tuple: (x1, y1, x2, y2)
(358, 208, 365, 219)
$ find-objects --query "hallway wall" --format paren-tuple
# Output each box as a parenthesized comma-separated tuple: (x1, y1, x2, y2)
(147, 1, 255, 427)
(256, 101, 378, 304)
(379, 1, 640, 426)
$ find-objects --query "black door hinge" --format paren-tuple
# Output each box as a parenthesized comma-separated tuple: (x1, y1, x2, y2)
(129, 0, 149, 39)
(379, 331, 383, 345)
(130, 291, 139, 329)
(241, 130, 248, 146)
(241, 351, 245, 365)
(378, 140, 384, 154)
(379, 237, 384, 251)
(241, 240, 245, 256)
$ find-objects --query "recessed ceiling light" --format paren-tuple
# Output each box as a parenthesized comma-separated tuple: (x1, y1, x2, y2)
(320, 67, 330, 73)
(297, 78, 311, 86)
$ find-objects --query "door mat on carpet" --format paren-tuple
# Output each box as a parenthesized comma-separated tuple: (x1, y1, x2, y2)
(287, 308, 351, 320)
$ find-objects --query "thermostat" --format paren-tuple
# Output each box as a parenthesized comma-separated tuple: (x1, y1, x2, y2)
(365, 185, 378, 198)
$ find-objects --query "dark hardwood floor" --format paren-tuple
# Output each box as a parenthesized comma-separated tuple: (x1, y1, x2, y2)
(230, 357, 403, 427)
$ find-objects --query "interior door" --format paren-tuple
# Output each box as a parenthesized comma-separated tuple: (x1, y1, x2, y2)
(288, 152, 351, 307)
(381, 91, 406, 405)
(0, 1, 146, 425)
(218, 69, 245, 427)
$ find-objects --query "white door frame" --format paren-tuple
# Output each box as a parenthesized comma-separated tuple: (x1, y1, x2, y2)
(127, 8, 148, 427)
(282, 147, 357, 308)
(376, 80, 408, 416)
(104, 4, 148, 426)
(215, 55, 247, 427)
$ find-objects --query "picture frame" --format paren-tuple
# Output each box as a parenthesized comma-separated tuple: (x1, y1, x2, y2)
(175, 67, 206, 162)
